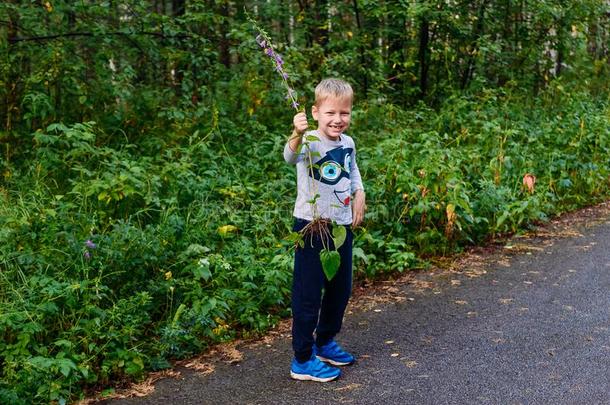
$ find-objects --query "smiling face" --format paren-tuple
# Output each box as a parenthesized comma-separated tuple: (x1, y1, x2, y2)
(312, 97, 352, 140)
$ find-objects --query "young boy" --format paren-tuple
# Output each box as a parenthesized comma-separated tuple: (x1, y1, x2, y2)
(283, 78, 366, 382)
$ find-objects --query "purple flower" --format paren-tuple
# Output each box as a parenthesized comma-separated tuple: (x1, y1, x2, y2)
(255, 34, 267, 48)
(85, 240, 97, 249)
(83, 251, 91, 260)
(251, 26, 299, 111)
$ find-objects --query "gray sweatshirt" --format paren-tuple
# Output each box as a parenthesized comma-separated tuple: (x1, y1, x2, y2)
(284, 130, 364, 225)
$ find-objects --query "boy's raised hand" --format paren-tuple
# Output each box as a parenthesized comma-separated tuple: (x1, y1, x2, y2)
(293, 111, 308, 135)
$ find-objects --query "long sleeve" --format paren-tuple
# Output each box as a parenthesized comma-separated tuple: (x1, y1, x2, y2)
(349, 145, 364, 194)
(284, 140, 304, 164)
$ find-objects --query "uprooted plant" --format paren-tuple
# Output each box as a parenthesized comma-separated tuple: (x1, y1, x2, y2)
(248, 15, 346, 280)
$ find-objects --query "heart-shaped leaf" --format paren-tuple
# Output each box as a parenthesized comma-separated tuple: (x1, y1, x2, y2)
(332, 225, 346, 250)
(320, 249, 341, 281)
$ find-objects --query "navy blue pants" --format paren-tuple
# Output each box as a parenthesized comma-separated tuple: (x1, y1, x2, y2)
(291, 218, 353, 363)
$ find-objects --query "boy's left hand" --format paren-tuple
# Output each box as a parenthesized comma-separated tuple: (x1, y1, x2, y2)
(352, 190, 366, 227)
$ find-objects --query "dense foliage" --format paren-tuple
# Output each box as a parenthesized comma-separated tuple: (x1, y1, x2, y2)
(0, 1, 609, 403)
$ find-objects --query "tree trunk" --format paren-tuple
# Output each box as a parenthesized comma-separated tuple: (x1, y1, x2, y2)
(555, 21, 565, 76)
(314, 0, 329, 48)
(352, 0, 368, 98)
(418, 17, 429, 98)
(461, 0, 488, 89)
(219, 1, 231, 68)
(172, 0, 185, 16)
(5, 6, 20, 131)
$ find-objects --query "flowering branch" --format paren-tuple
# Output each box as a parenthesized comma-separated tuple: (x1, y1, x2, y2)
(247, 14, 341, 280)
(247, 14, 300, 110)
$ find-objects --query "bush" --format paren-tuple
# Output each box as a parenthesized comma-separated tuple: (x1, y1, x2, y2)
(1, 83, 609, 403)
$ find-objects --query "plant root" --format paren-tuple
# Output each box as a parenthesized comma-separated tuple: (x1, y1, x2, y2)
(299, 217, 332, 249)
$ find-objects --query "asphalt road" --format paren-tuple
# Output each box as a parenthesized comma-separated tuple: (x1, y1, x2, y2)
(104, 211, 610, 405)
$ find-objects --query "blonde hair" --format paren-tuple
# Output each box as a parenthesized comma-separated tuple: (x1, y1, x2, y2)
(314, 78, 353, 106)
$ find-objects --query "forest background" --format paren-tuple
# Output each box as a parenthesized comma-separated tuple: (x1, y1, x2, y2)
(1, 1, 609, 403)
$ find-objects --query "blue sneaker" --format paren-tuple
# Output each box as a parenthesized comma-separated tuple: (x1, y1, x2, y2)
(290, 355, 341, 382)
(314, 340, 355, 366)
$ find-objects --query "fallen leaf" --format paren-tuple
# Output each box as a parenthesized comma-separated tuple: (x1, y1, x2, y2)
(410, 280, 433, 289)
(455, 300, 468, 305)
(183, 361, 215, 374)
(335, 383, 362, 392)
(83, 370, 181, 402)
(496, 259, 511, 267)
(465, 268, 488, 278)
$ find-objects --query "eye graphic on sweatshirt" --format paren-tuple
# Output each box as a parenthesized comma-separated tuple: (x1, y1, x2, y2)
(320, 161, 341, 182)
(311, 146, 353, 185)
(344, 154, 351, 174)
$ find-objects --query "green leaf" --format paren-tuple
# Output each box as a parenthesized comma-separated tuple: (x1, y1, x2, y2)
(305, 135, 319, 142)
(172, 303, 186, 327)
(125, 357, 145, 375)
(101, 388, 116, 398)
(332, 225, 346, 250)
(57, 358, 77, 377)
(285, 231, 302, 246)
(306, 193, 321, 204)
(320, 249, 341, 281)
(193, 263, 212, 281)
(353, 247, 369, 264)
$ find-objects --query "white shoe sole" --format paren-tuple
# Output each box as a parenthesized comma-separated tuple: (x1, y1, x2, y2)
(315, 355, 353, 366)
(290, 371, 340, 382)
